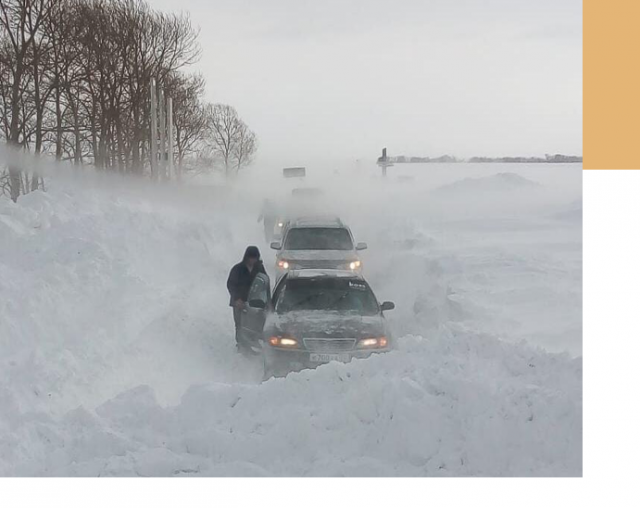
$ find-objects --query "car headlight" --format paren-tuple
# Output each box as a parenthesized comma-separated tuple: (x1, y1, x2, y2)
(357, 336, 388, 348)
(277, 260, 290, 269)
(348, 260, 361, 270)
(269, 336, 298, 347)
(277, 222, 284, 228)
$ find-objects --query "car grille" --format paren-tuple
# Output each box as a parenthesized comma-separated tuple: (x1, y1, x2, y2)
(294, 260, 343, 269)
(303, 338, 357, 352)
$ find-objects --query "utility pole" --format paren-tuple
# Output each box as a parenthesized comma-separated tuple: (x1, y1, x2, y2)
(158, 86, 166, 179)
(167, 97, 175, 180)
(150, 79, 175, 180)
(150, 78, 158, 179)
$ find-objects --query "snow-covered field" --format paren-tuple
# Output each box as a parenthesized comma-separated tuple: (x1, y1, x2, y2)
(0, 162, 582, 476)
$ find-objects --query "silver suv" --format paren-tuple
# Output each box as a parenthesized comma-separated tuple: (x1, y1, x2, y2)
(270, 216, 367, 278)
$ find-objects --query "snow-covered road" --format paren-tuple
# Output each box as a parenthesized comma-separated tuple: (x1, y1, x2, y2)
(0, 163, 582, 476)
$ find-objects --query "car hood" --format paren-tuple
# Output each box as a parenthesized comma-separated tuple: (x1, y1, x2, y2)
(266, 310, 386, 339)
(278, 250, 357, 262)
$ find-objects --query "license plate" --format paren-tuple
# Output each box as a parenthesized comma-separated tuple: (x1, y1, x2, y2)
(309, 353, 351, 363)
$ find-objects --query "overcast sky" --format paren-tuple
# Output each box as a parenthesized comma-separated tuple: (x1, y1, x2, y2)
(150, 0, 582, 165)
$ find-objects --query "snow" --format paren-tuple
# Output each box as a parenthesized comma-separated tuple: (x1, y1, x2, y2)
(0, 162, 582, 476)
(2, 335, 582, 477)
(288, 269, 358, 278)
(435, 172, 541, 194)
(288, 215, 343, 227)
(276, 250, 358, 262)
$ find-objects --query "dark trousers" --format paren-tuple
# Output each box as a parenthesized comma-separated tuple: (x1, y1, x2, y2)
(233, 306, 243, 345)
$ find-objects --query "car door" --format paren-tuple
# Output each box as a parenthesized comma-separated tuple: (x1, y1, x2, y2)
(240, 272, 271, 345)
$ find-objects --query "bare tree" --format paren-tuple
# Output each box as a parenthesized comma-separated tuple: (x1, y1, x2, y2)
(0, 0, 53, 201)
(231, 122, 256, 174)
(207, 103, 257, 177)
(166, 72, 206, 175)
(1, 0, 256, 199)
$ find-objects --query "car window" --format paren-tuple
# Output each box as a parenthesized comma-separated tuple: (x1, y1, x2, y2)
(248, 274, 269, 303)
(275, 278, 379, 315)
(284, 228, 353, 250)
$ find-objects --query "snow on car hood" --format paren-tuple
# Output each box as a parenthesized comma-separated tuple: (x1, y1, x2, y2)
(267, 310, 386, 339)
(278, 249, 357, 262)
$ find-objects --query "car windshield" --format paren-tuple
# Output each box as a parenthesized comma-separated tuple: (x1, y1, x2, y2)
(284, 227, 353, 250)
(276, 278, 379, 315)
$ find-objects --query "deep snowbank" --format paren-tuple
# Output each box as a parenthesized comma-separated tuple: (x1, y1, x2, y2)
(1, 333, 581, 477)
(0, 185, 259, 417)
(0, 164, 582, 476)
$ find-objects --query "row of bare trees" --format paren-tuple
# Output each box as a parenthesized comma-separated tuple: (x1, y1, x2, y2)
(0, 0, 257, 201)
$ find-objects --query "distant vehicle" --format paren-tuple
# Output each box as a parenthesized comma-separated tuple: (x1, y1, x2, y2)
(239, 269, 395, 378)
(270, 216, 367, 278)
(283, 167, 306, 178)
(286, 188, 326, 217)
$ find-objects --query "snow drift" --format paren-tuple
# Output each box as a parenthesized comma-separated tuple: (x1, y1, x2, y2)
(0, 163, 582, 476)
(2, 334, 581, 477)
(435, 172, 540, 194)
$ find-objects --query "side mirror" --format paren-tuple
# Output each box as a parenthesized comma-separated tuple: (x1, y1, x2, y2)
(356, 242, 368, 251)
(270, 241, 282, 250)
(380, 301, 395, 311)
(249, 299, 266, 309)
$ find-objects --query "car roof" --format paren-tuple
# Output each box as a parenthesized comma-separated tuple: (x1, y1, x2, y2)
(289, 215, 345, 228)
(286, 269, 365, 280)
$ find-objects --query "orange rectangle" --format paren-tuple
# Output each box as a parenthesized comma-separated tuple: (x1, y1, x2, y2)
(584, 0, 640, 169)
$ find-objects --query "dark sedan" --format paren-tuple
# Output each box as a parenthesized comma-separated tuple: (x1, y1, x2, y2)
(238, 269, 395, 379)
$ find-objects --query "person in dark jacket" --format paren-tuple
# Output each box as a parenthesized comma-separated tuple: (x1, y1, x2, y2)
(227, 246, 267, 351)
